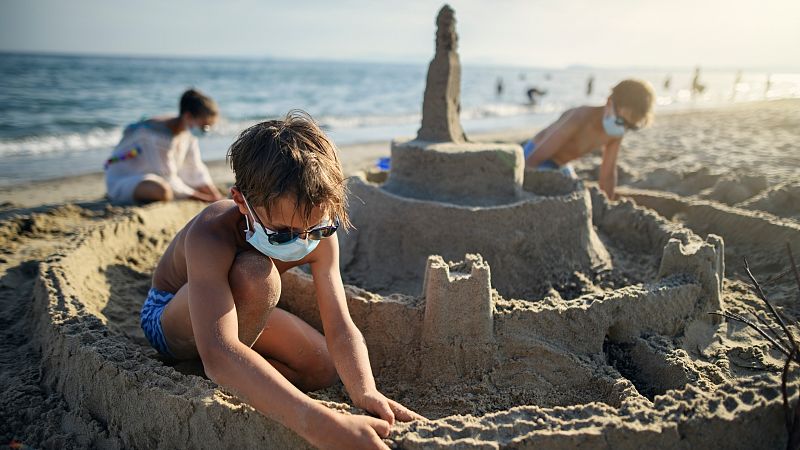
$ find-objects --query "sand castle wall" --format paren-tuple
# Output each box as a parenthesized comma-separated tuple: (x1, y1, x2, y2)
(340, 173, 611, 299)
(621, 188, 800, 254)
(382, 140, 524, 206)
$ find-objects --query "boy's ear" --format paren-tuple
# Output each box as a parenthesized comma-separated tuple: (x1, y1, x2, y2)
(230, 187, 248, 215)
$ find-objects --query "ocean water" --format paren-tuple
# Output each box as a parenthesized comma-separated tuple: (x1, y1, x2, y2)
(1, 52, 798, 187)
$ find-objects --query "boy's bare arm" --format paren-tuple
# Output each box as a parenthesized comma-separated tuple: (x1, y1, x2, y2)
(184, 216, 392, 449)
(526, 110, 580, 167)
(599, 139, 621, 200)
(310, 237, 424, 424)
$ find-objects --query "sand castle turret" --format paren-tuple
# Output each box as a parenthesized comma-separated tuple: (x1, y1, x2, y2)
(382, 5, 524, 206)
(422, 254, 493, 343)
(417, 5, 466, 143)
(658, 234, 725, 312)
(421, 254, 495, 379)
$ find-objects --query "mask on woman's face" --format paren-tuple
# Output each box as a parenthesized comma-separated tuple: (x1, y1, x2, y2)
(241, 195, 319, 262)
(602, 105, 626, 137)
(189, 126, 205, 138)
(186, 117, 209, 138)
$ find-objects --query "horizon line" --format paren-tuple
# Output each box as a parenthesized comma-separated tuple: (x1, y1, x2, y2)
(1, 49, 798, 73)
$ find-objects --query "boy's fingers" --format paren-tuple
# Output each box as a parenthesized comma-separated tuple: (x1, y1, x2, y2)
(367, 416, 392, 438)
(390, 400, 426, 422)
(372, 398, 395, 425)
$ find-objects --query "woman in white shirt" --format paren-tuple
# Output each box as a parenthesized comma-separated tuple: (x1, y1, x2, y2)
(105, 89, 224, 204)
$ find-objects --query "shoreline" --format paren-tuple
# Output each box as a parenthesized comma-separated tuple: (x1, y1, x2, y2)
(0, 98, 797, 209)
(0, 127, 534, 209)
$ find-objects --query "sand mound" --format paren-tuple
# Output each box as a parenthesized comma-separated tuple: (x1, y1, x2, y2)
(738, 182, 800, 221)
(699, 173, 769, 205)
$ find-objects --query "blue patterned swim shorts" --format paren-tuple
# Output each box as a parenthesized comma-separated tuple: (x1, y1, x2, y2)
(522, 139, 577, 179)
(140, 287, 175, 357)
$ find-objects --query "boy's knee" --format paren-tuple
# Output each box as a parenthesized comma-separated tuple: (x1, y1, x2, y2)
(229, 251, 281, 307)
(229, 251, 280, 345)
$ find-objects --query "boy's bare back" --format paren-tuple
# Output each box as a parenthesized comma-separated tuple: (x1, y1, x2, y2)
(531, 106, 615, 166)
(524, 79, 656, 199)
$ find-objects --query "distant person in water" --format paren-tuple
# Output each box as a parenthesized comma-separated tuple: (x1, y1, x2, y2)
(104, 88, 224, 204)
(691, 67, 705, 97)
(765, 74, 772, 97)
(586, 75, 594, 97)
(663, 75, 671, 90)
(522, 79, 656, 199)
(496, 77, 504, 96)
(526, 87, 547, 105)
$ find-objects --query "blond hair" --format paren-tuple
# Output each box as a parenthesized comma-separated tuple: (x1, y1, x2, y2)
(611, 79, 656, 127)
(227, 110, 350, 229)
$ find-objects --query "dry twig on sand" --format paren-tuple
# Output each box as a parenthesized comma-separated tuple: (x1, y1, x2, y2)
(709, 245, 800, 450)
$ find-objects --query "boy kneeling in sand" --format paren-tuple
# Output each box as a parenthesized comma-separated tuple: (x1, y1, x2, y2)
(140, 111, 421, 448)
(522, 79, 655, 199)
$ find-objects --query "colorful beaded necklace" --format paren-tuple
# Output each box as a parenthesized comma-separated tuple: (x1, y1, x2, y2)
(104, 145, 141, 169)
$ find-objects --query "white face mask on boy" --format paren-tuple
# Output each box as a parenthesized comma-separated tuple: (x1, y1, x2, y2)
(241, 195, 320, 262)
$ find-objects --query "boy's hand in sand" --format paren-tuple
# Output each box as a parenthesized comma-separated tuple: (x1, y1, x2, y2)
(354, 389, 426, 424)
(312, 412, 392, 450)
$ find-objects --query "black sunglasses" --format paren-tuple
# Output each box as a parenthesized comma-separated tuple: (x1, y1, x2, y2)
(256, 216, 340, 245)
(612, 105, 640, 131)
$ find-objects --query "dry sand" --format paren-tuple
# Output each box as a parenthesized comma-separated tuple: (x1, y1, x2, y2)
(1, 99, 799, 449)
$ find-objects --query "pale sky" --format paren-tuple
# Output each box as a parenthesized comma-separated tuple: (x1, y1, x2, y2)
(1, 0, 798, 69)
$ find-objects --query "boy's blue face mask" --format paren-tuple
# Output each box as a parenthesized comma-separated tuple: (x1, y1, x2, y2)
(241, 196, 320, 262)
(602, 108, 626, 137)
(603, 101, 641, 138)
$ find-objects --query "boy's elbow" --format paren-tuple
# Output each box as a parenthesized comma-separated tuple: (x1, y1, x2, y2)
(197, 341, 233, 384)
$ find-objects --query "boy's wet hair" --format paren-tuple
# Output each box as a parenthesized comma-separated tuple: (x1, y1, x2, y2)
(611, 79, 656, 127)
(227, 110, 350, 229)
(180, 88, 219, 118)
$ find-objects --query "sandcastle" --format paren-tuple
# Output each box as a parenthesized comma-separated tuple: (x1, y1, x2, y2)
(342, 6, 610, 300)
(19, 5, 797, 449)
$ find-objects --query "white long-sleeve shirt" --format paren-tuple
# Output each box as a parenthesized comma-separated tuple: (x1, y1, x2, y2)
(105, 121, 214, 198)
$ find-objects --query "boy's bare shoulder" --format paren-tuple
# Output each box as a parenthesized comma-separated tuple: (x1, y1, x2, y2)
(185, 199, 242, 248)
(566, 106, 594, 120)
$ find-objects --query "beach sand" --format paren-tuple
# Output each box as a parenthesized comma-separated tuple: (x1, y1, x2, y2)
(1, 99, 798, 448)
